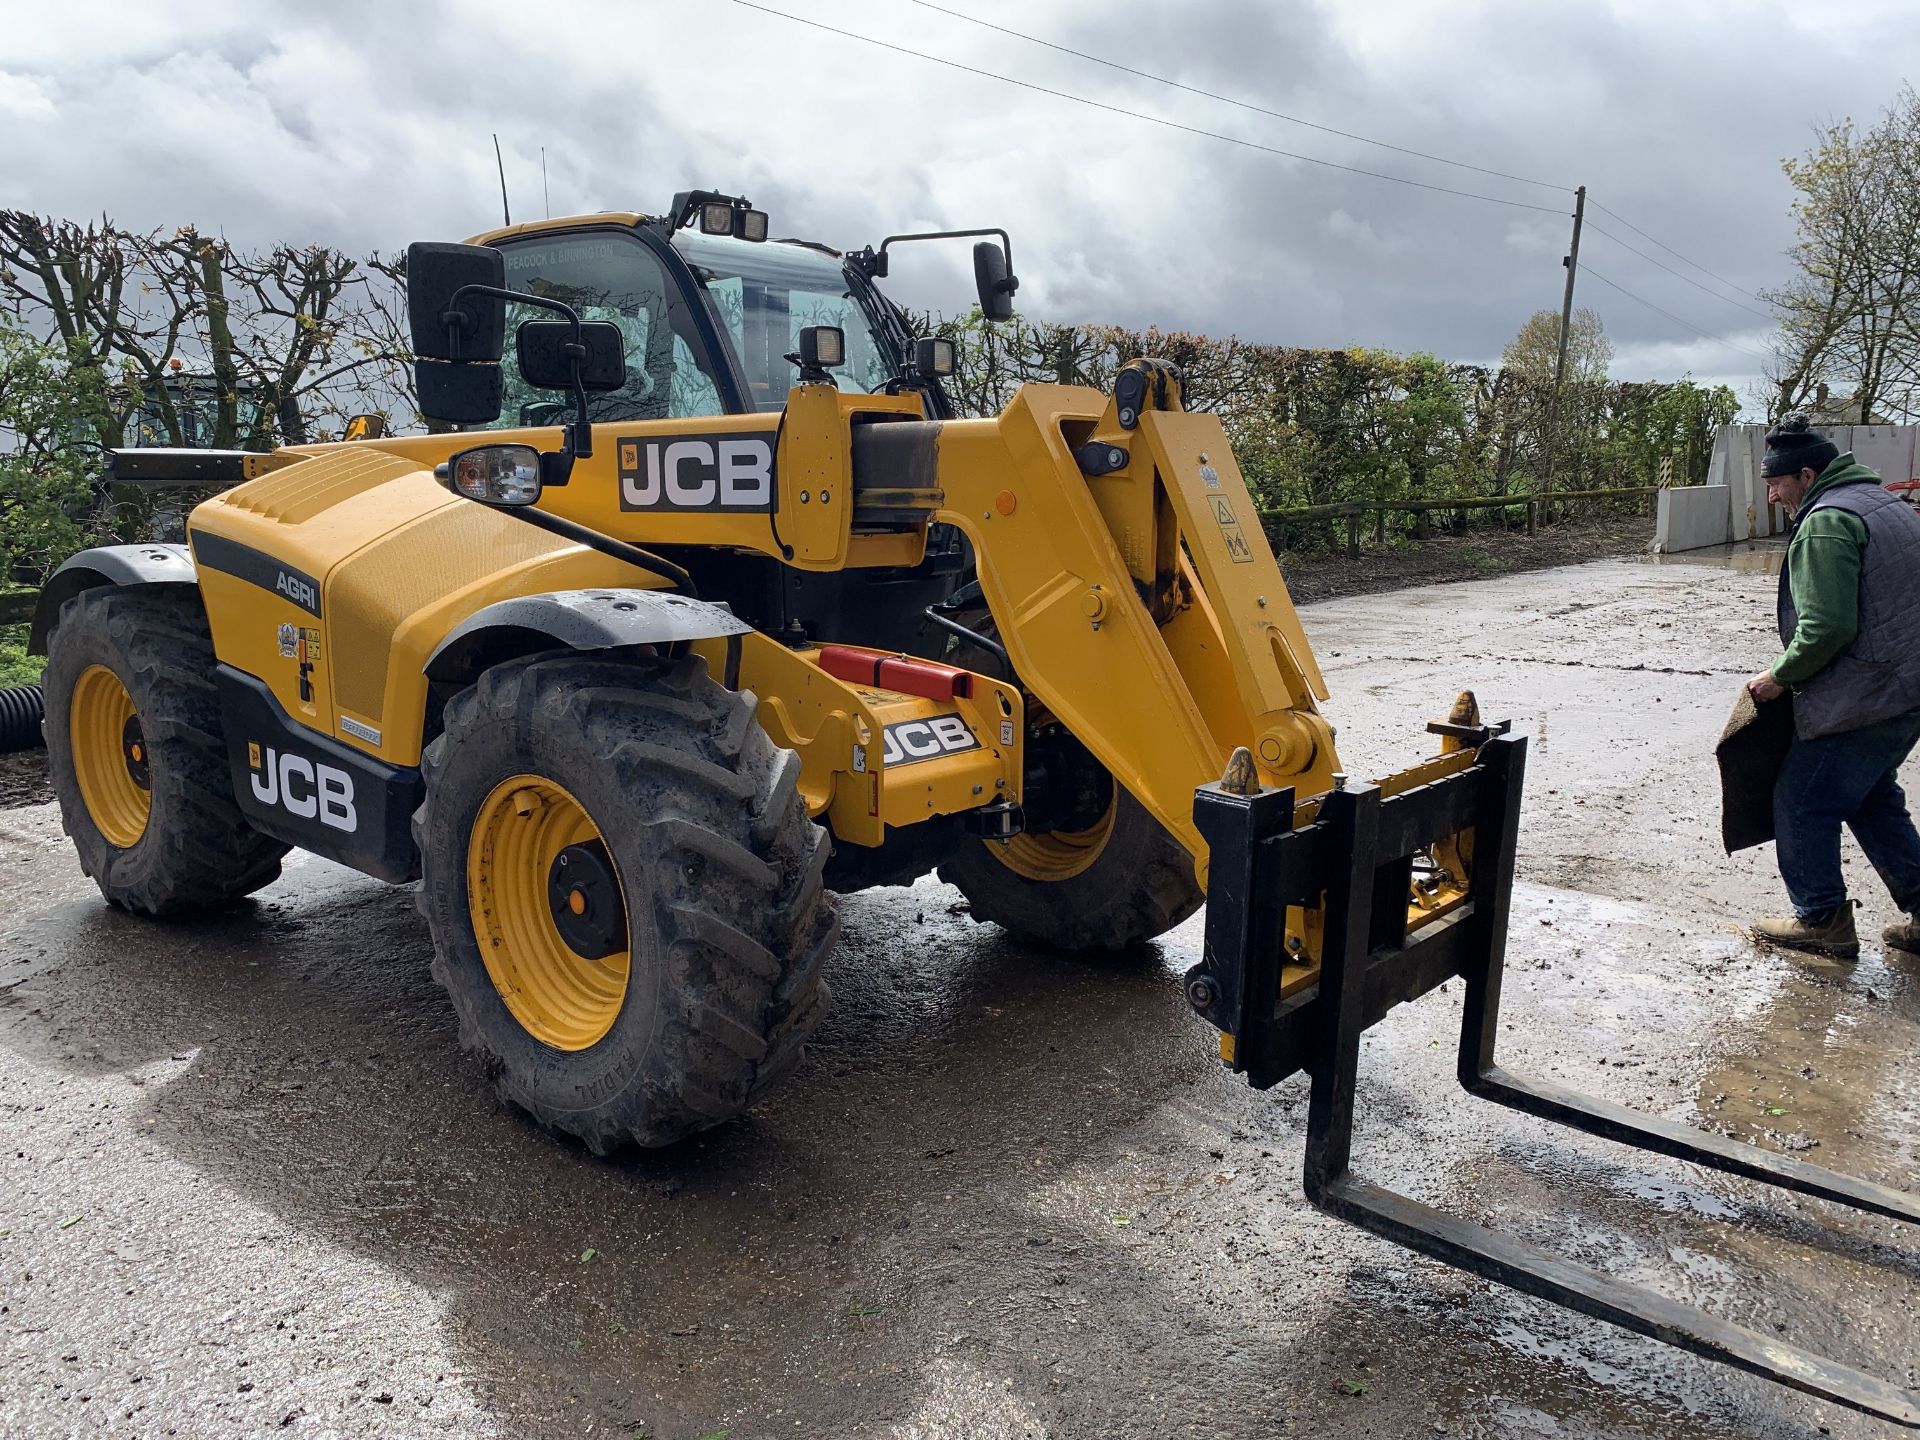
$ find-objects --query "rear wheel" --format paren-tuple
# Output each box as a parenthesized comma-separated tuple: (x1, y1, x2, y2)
(43, 586, 288, 914)
(413, 651, 835, 1151)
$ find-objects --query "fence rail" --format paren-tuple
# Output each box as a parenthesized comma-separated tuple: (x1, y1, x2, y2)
(1257, 485, 1658, 557)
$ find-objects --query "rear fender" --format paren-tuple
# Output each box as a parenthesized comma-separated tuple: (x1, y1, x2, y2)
(423, 588, 752, 686)
(29, 544, 198, 653)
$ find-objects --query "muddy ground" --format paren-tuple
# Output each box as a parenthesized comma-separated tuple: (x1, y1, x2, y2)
(3, 544, 1918, 1440)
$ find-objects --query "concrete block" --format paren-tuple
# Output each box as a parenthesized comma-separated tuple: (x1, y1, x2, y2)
(1844, 426, 1918, 483)
(1655, 485, 1733, 553)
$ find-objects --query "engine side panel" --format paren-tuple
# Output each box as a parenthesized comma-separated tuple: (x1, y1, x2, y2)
(188, 451, 668, 767)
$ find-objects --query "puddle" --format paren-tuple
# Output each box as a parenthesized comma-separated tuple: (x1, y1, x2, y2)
(1646, 542, 1786, 576)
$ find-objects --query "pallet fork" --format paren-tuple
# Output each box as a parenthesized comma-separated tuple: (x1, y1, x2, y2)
(1185, 731, 1920, 1428)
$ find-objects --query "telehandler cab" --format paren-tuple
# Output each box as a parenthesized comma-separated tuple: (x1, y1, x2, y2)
(33, 189, 1919, 1425)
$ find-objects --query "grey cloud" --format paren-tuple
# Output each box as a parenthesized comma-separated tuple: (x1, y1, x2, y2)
(0, 0, 1910, 405)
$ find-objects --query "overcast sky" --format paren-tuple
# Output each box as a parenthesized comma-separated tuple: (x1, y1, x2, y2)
(1, 0, 1912, 408)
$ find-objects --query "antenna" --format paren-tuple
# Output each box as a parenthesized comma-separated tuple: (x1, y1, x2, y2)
(493, 133, 511, 226)
(542, 147, 550, 218)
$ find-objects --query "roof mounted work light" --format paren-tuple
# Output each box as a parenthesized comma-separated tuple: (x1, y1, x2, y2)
(669, 189, 769, 242)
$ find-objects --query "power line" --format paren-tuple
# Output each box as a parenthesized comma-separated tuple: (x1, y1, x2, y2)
(906, 0, 1566, 193)
(1580, 264, 1772, 363)
(1584, 222, 1778, 322)
(1587, 198, 1773, 305)
(904, 0, 1792, 326)
(731, 1, 1568, 214)
(903, 0, 1789, 328)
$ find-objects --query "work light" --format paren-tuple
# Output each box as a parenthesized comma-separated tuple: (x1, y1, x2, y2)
(799, 326, 845, 370)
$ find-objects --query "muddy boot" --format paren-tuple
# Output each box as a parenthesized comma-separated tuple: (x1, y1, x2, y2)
(1751, 906, 1860, 959)
(1883, 915, 1920, 954)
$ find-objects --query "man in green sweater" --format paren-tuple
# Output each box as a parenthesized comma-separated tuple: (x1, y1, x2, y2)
(1747, 417, 1920, 958)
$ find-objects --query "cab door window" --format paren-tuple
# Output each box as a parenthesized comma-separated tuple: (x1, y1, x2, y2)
(490, 231, 725, 426)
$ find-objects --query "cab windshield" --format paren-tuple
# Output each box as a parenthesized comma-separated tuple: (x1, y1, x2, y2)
(673, 231, 895, 410)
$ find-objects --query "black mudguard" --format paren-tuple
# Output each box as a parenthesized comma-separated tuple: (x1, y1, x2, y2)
(29, 544, 198, 654)
(423, 588, 751, 685)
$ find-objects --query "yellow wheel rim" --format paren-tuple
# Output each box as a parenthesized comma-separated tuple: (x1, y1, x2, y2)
(69, 664, 150, 849)
(987, 794, 1116, 882)
(466, 774, 631, 1052)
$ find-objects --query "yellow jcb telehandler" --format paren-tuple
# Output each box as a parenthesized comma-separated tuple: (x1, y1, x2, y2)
(32, 189, 1919, 1425)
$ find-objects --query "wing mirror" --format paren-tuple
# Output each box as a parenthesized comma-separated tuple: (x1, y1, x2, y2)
(972, 241, 1018, 322)
(516, 319, 627, 392)
(846, 227, 1019, 327)
(407, 242, 508, 424)
(403, 232, 619, 478)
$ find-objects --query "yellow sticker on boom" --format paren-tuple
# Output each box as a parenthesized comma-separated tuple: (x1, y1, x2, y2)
(1210, 495, 1254, 564)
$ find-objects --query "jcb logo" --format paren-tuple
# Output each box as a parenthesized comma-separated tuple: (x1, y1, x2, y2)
(618, 434, 774, 512)
(882, 715, 979, 767)
(248, 744, 358, 832)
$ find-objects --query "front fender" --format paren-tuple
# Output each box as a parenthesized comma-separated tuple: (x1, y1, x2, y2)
(29, 544, 198, 653)
(424, 588, 752, 684)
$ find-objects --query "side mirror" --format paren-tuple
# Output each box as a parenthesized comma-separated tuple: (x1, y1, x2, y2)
(516, 319, 628, 392)
(406, 242, 506, 361)
(444, 444, 542, 506)
(407, 241, 508, 424)
(417, 363, 504, 426)
(973, 241, 1018, 323)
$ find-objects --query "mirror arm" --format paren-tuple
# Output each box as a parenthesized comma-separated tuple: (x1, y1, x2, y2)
(865, 227, 1015, 279)
(445, 283, 595, 461)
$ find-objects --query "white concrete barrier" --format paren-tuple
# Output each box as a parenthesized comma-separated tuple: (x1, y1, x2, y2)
(1653, 423, 1920, 553)
(1655, 484, 1732, 551)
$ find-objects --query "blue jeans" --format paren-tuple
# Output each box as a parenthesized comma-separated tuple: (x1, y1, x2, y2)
(1774, 710, 1920, 920)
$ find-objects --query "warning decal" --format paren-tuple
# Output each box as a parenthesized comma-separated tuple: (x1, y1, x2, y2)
(1210, 495, 1255, 564)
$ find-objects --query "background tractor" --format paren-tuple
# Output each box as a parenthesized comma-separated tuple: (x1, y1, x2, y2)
(29, 188, 1920, 1426)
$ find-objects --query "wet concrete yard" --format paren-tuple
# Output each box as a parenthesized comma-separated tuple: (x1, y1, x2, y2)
(3, 551, 1917, 1438)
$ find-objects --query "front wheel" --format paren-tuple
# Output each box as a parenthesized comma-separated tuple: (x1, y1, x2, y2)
(940, 782, 1203, 952)
(413, 651, 835, 1151)
(928, 604, 1203, 952)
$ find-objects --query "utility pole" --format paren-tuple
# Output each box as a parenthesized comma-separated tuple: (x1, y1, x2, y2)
(1541, 184, 1585, 524)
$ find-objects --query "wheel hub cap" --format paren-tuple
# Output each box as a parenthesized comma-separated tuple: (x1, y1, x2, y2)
(466, 775, 632, 1051)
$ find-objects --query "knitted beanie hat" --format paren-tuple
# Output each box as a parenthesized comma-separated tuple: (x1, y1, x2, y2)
(1762, 415, 1839, 478)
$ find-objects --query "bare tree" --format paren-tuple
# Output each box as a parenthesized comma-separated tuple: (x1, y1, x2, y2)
(0, 210, 416, 453)
(1764, 86, 1920, 423)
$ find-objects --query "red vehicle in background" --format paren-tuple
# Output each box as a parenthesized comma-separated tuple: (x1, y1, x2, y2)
(1888, 478, 1920, 509)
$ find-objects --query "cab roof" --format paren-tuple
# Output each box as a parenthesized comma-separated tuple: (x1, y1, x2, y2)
(466, 211, 651, 247)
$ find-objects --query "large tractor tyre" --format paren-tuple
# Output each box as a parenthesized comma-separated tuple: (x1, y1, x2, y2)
(928, 604, 1202, 952)
(413, 651, 836, 1152)
(940, 786, 1202, 952)
(43, 586, 288, 914)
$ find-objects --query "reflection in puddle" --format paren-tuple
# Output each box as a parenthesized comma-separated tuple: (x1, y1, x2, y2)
(1646, 542, 1786, 576)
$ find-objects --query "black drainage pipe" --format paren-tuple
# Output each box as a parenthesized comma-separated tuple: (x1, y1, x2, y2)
(0, 685, 45, 752)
